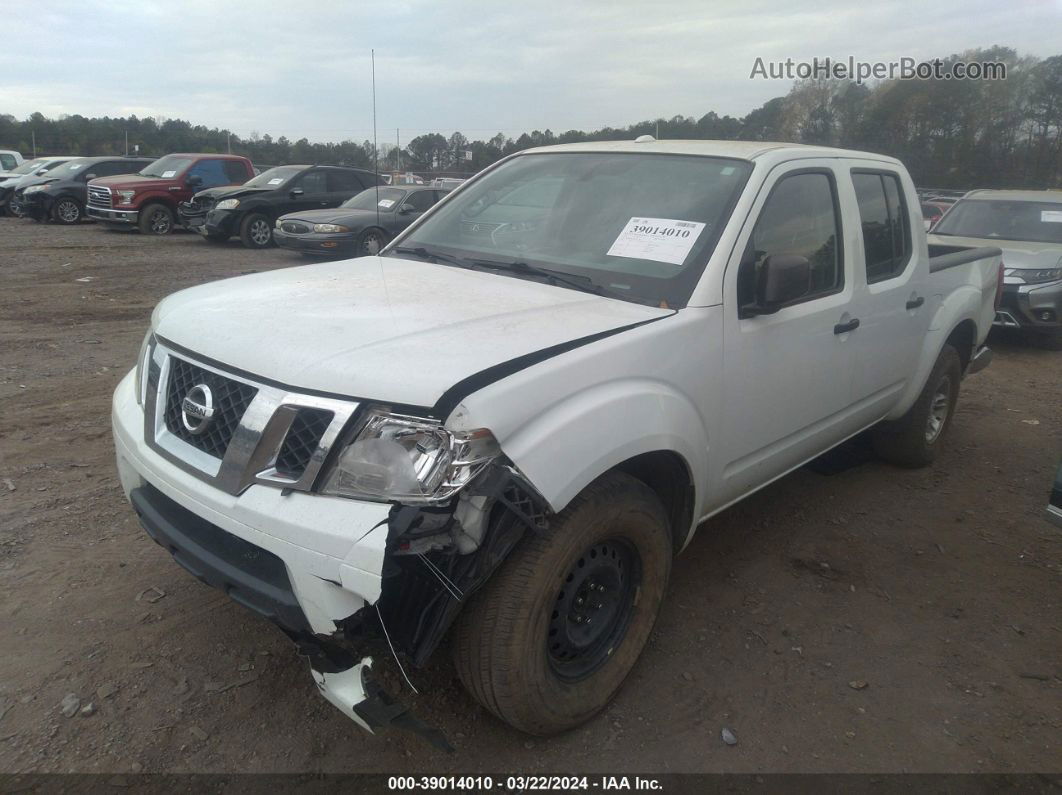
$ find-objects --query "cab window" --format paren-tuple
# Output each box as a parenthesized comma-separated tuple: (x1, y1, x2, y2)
(852, 171, 912, 283)
(187, 159, 233, 189)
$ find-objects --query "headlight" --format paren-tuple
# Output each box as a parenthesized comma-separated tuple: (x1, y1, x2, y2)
(319, 409, 500, 504)
(133, 331, 154, 407)
(24, 184, 48, 194)
(116, 190, 135, 204)
(312, 223, 350, 233)
(1012, 267, 1062, 284)
(215, 198, 240, 210)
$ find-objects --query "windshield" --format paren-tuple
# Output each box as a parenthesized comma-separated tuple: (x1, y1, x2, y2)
(42, 159, 95, 179)
(390, 152, 753, 306)
(933, 199, 1062, 244)
(243, 165, 305, 188)
(139, 155, 194, 179)
(11, 159, 47, 175)
(342, 187, 407, 210)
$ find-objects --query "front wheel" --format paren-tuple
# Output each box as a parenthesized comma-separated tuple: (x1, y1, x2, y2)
(52, 197, 83, 225)
(240, 213, 273, 248)
(872, 344, 961, 468)
(138, 203, 174, 235)
(452, 471, 672, 735)
(355, 228, 388, 257)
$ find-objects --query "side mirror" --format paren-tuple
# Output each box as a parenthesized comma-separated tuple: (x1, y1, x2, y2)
(186, 175, 203, 188)
(745, 254, 811, 316)
(35, 168, 47, 175)
(83, 173, 97, 181)
(289, 187, 304, 197)
(398, 203, 416, 215)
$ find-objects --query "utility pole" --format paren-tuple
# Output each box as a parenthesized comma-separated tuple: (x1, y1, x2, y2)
(31, 130, 36, 158)
(396, 128, 400, 172)
(227, 132, 231, 153)
(655, 120, 659, 139)
(125, 130, 128, 156)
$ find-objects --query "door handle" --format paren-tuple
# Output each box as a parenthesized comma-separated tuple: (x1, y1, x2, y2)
(834, 318, 860, 335)
(906, 296, 925, 310)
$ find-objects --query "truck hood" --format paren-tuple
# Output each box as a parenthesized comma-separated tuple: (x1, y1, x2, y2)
(153, 256, 669, 410)
(928, 234, 1062, 269)
(90, 174, 174, 190)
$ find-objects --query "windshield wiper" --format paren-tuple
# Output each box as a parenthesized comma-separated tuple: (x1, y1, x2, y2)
(391, 246, 469, 268)
(467, 257, 621, 299)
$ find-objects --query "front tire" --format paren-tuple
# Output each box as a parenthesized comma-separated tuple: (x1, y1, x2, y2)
(872, 344, 961, 468)
(240, 213, 273, 249)
(138, 203, 174, 235)
(453, 472, 672, 735)
(51, 197, 83, 225)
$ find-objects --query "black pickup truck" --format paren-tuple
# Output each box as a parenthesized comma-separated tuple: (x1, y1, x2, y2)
(178, 164, 384, 248)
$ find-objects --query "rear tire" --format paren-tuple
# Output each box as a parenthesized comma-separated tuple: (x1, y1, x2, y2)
(51, 197, 83, 225)
(138, 203, 174, 235)
(239, 213, 273, 249)
(872, 344, 961, 468)
(452, 472, 672, 735)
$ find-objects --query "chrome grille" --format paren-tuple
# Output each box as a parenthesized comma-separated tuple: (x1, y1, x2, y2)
(281, 221, 311, 234)
(144, 341, 360, 496)
(164, 358, 258, 459)
(275, 408, 334, 477)
(87, 185, 112, 209)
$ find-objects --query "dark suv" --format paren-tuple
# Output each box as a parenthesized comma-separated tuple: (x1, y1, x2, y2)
(17, 157, 153, 224)
(178, 164, 384, 248)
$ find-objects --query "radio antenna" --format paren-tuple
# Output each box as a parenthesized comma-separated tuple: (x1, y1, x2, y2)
(372, 49, 380, 231)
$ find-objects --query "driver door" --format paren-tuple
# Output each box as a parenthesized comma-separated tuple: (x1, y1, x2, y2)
(282, 169, 330, 215)
(393, 189, 436, 232)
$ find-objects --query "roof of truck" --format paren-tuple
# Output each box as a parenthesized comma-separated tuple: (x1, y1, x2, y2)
(520, 139, 902, 165)
(961, 189, 1062, 204)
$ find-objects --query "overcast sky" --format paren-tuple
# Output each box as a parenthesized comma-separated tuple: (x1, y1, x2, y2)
(2, 0, 1060, 144)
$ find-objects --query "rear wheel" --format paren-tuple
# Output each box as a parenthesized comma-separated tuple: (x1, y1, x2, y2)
(240, 213, 273, 248)
(452, 472, 672, 735)
(138, 203, 174, 235)
(356, 228, 388, 257)
(52, 197, 83, 225)
(872, 344, 961, 467)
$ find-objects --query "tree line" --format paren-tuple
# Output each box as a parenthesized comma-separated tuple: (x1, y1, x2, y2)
(2, 46, 1059, 189)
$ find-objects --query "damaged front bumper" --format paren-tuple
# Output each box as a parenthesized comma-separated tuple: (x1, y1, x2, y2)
(112, 369, 545, 748)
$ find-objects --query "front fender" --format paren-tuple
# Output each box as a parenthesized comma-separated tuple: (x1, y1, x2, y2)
(456, 378, 708, 523)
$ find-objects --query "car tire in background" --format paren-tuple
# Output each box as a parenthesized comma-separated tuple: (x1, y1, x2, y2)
(452, 471, 672, 736)
(872, 343, 962, 468)
(239, 212, 273, 249)
(51, 197, 83, 225)
(356, 228, 389, 257)
(138, 203, 175, 235)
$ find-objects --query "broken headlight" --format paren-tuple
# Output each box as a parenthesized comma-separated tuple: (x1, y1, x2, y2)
(319, 409, 500, 504)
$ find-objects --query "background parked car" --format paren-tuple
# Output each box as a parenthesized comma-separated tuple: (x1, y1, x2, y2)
(273, 184, 449, 257)
(0, 156, 76, 216)
(181, 164, 384, 248)
(0, 150, 24, 174)
(929, 189, 1062, 349)
(920, 201, 948, 230)
(86, 153, 254, 235)
(18, 156, 153, 224)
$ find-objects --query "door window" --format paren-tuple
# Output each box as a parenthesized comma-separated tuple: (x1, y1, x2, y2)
(222, 160, 249, 184)
(852, 171, 912, 283)
(186, 159, 232, 189)
(738, 171, 842, 307)
(0, 154, 17, 171)
(404, 190, 435, 212)
(327, 169, 367, 194)
(297, 170, 328, 194)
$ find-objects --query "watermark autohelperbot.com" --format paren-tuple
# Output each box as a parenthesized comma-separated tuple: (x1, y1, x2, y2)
(750, 56, 1007, 83)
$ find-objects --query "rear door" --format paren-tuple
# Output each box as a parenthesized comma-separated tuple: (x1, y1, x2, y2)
(716, 162, 858, 505)
(281, 168, 330, 214)
(326, 169, 368, 204)
(844, 167, 929, 424)
(394, 189, 436, 232)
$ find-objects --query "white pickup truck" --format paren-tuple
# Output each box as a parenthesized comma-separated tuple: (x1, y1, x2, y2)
(112, 139, 1001, 745)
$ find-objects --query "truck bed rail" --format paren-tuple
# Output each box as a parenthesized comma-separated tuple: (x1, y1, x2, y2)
(928, 244, 1002, 273)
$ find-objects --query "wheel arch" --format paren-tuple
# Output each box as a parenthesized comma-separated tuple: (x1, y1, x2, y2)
(610, 450, 696, 555)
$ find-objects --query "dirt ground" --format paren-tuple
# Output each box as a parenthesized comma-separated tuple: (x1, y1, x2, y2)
(0, 216, 1059, 776)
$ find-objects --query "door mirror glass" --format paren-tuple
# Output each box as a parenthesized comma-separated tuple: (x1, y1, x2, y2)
(750, 254, 811, 314)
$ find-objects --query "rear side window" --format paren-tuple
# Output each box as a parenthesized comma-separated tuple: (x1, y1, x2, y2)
(739, 171, 842, 306)
(0, 154, 17, 170)
(327, 170, 366, 194)
(187, 159, 233, 189)
(223, 160, 249, 183)
(852, 171, 912, 283)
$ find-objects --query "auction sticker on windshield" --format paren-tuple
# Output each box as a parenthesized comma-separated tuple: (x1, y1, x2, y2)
(161, 170, 176, 178)
(268, 178, 284, 185)
(607, 217, 706, 265)
(378, 199, 396, 208)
